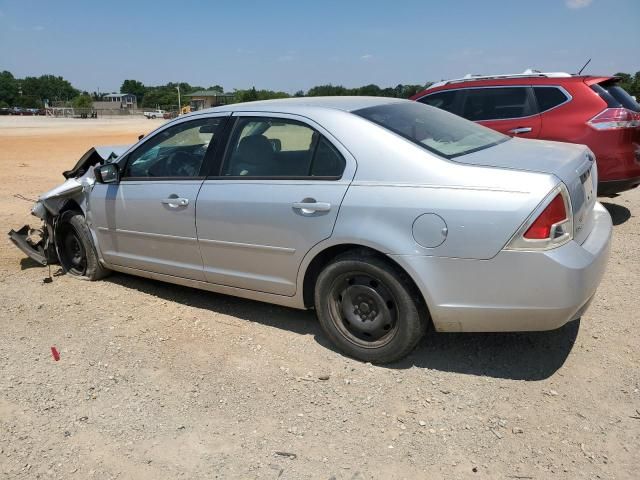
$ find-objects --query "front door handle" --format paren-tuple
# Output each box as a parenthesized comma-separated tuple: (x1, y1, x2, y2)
(508, 127, 533, 135)
(292, 199, 331, 214)
(161, 196, 189, 208)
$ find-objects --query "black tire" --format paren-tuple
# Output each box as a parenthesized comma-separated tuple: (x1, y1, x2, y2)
(56, 211, 110, 281)
(314, 250, 427, 364)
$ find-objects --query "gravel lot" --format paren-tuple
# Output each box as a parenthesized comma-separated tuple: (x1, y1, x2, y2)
(0, 116, 638, 479)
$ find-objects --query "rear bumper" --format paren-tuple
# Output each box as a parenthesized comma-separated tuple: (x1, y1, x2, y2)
(598, 176, 640, 196)
(391, 202, 612, 332)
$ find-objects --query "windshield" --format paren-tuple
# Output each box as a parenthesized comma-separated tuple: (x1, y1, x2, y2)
(354, 102, 508, 158)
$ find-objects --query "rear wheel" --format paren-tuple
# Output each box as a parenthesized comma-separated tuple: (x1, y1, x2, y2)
(314, 250, 426, 364)
(57, 211, 110, 281)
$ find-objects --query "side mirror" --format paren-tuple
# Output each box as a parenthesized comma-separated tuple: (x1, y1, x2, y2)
(94, 163, 119, 184)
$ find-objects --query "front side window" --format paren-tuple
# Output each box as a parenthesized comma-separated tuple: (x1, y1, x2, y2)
(462, 87, 533, 121)
(124, 117, 223, 178)
(354, 101, 508, 158)
(417, 90, 459, 113)
(221, 117, 345, 178)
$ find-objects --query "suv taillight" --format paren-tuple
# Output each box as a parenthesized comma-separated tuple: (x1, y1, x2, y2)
(505, 184, 573, 251)
(587, 108, 640, 130)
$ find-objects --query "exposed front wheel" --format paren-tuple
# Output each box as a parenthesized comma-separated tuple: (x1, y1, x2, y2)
(314, 251, 426, 364)
(56, 212, 110, 281)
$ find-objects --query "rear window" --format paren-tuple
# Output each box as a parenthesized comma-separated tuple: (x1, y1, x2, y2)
(354, 102, 508, 159)
(597, 82, 640, 112)
(534, 87, 569, 113)
(462, 87, 533, 121)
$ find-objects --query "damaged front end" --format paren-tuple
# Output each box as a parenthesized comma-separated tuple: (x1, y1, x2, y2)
(8, 144, 130, 266)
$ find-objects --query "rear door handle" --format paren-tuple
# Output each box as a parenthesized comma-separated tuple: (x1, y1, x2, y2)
(161, 196, 189, 207)
(508, 127, 533, 135)
(292, 199, 331, 214)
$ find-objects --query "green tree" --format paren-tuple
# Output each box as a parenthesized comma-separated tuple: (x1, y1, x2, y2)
(21, 74, 78, 103)
(307, 84, 350, 96)
(0, 71, 19, 105)
(120, 79, 146, 103)
(73, 94, 93, 109)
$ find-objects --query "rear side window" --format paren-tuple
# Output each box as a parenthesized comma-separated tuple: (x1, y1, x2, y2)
(533, 87, 569, 113)
(462, 87, 533, 121)
(417, 90, 459, 113)
(221, 117, 345, 178)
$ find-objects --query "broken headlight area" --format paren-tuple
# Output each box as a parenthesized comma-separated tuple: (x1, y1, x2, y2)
(9, 205, 58, 266)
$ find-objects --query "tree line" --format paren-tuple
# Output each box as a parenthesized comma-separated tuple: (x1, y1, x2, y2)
(1, 69, 639, 110)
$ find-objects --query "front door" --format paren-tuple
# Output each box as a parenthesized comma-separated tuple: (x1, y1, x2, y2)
(91, 115, 228, 280)
(196, 114, 356, 296)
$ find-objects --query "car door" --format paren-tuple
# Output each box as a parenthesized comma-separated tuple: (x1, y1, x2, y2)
(460, 86, 542, 139)
(90, 114, 229, 280)
(195, 113, 356, 296)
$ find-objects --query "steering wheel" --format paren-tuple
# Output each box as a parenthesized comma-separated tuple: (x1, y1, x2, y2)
(166, 151, 201, 177)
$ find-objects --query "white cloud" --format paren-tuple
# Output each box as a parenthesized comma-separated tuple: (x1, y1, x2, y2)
(566, 0, 593, 9)
(361, 54, 374, 61)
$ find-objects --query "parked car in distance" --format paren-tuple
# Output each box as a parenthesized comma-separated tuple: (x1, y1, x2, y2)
(411, 70, 640, 196)
(144, 109, 166, 119)
(9, 98, 612, 363)
(0, 107, 10, 115)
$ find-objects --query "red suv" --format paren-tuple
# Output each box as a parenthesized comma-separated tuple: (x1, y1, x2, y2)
(411, 71, 640, 196)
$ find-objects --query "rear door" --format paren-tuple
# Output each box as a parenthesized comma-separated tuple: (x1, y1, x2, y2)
(195, 113, 356, 296)
(460, 86, 542, 139)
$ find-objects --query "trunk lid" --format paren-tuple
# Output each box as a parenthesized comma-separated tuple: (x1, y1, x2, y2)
(456, 137, 597, 245)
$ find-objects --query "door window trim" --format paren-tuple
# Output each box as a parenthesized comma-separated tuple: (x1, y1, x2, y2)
(119, 114, 231, 182)
(210, 114, 347, 181)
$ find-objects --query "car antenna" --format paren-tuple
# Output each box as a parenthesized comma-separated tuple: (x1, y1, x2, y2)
(577, 58, 591, 75)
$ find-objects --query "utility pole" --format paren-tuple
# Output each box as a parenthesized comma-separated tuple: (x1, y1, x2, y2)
(176, 85, 181, 116)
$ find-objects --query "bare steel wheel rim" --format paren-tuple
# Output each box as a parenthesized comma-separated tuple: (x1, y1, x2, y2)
(328, 272, 399, 348)
(58, 224, 87, 276)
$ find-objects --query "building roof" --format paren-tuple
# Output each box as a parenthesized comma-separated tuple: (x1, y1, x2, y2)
(104, 93, 136, 98)
(185, 90, 235, 97)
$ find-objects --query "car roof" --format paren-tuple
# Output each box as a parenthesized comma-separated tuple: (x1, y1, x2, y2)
(414, 74, 615, 97)
(188, 96, 407, 116)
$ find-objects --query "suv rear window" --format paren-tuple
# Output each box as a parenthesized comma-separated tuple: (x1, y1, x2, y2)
(462, 87, 533, 121)
(533, 87, 569, 113)
(595, 81, 640, 112)
(354, 102, 508, 158)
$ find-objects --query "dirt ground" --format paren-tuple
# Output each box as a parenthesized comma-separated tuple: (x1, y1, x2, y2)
(0, 116, 638, 479)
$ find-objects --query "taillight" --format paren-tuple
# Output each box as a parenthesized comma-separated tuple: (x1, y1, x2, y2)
(587, 108, 640, 130)
(523, 194, 567, 239)
(505, 184, 573, 251)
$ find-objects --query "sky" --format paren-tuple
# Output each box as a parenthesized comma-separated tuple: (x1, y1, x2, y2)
(0, 0, 638, 94)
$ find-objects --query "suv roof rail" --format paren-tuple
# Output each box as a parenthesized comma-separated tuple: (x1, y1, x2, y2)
(428, 69, 573, 89)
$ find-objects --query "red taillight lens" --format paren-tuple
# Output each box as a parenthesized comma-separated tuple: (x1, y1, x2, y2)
(587, 108, 640, 130)
(524, 194, 568, 239)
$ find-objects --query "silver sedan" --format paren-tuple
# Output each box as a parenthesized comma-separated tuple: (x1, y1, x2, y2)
(10, 97, 612, 363)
